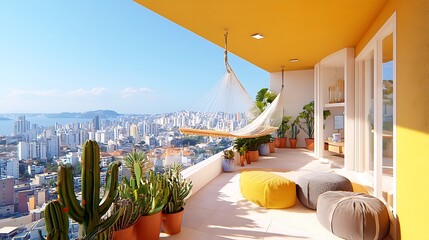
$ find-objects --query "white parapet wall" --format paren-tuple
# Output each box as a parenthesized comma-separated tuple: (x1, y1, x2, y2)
(181, 151, 223, 196)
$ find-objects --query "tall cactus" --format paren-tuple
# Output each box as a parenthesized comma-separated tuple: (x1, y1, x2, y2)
(58, 140, 122, 239)
(40, 200, 69, 240)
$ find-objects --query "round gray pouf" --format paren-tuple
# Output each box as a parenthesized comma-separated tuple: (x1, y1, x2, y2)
(317, 191, 390, 240)
(296, 172, 353, 210)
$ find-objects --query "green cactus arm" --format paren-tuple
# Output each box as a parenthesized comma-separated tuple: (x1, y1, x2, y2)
(58, 166, 84, 223)
(81, 140, 101, 224)
(100, 161, 120, 216)
(44, 201, 70, 240)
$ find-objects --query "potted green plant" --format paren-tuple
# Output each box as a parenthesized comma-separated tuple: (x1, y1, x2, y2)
(255, 88, 277, 113)
(222, 149, 235, 172)
(234, 138, 249, 165)
(268, 135, 275, 153)
(120, 151, 168, 240)
(161, 163, 193, 235)
(298, 101, 331, 150)
(111, 199, 141, 240)
(258, 135, 271, 156)
(275, 116, 291, 148)
(245, 138, 261, 162)
(289, 117, 300, 149)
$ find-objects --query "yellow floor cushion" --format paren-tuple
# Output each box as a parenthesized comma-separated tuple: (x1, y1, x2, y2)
(240, 171, 296, 209)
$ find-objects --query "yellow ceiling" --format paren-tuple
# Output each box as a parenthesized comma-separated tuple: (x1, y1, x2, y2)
(134, 0, 388, 72)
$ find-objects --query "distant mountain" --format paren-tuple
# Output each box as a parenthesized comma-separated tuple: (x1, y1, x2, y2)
(46, 110, 121, 118)
(0, 117, 11, 121)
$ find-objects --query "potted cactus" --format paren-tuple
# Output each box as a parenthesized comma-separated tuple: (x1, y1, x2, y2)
(161, 163, 193, 235)
(111, 199, 141, 240)
(55, 140, 123, 239)
(222, 149, 235, 172)
(275, 116, 291, 148)
(120, 151, 168, 240)
(289, 117, 300, 149)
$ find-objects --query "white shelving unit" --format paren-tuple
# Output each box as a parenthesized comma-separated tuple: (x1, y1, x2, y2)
(314, 48, 355, 170)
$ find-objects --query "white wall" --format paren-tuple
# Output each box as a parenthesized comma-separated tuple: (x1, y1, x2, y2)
(270, 69, 314, 148)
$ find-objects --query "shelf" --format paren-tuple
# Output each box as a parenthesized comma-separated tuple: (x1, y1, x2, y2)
(324, 102, 345, 108)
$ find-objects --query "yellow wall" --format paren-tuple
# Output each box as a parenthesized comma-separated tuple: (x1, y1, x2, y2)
(357, 0, 429, 238)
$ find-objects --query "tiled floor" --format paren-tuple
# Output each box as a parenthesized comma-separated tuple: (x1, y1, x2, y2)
(160, 148, 355, 239)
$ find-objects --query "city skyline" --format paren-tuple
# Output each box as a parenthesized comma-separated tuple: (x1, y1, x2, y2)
(0, 1, 268, 114)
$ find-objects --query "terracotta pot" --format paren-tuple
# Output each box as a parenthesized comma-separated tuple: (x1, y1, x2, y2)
(240, 155, 245, 166)
(305, 138, 314, 150)
(247, 150, 259, 162)
(274, 138, 281, 148)
(161, 209, 184, 235)
(134, 211, 162, 240)
(245, 152, 251, 164)
(268, 142, 275, 153)
(289, 138, 298, 149)
(277, 137, 287, 148)
(112, 225, 135, 240)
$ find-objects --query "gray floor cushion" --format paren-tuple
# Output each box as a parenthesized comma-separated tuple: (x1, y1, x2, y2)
(296, 172, 353, 210)
(317, 191, 390, 240)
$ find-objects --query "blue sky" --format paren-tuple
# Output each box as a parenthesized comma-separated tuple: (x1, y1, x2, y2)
(0, 1, 268, 114)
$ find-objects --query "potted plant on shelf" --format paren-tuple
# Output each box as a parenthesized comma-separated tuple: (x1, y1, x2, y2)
(234, 138, 250, 165)
(298, 101, 331, 150)
(161, 163, 193, 235)
(222, 149, 235, 172)
(275, 116, 291, 148)
(258, 135, 271, 156)
(245, 138, 260, 162)
(289, 117, 300, 149)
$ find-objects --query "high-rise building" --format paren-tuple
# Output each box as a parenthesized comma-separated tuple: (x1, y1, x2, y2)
(93, 116, 100, 131)
(46, 136, 60, 159)
(14, 115, 30, 134)
(18, 142, 30, 160)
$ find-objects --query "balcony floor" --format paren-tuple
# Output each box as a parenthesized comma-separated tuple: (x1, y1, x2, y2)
(161, 148, 363, 239)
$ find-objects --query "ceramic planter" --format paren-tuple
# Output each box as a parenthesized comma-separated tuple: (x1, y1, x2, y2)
(268, 142, 275, 153)
(222, 158, 235, 172)
(247, 150, 259, 162)
(240, 155, 245, 166)
(289, 138, 298, 149)
(305, 138, 314, 150)
(277, 137, 287, 148)
(134, 211, 162, 240)
(259, 143, 270, 156)
(161, 209, 184, 235)
(274, 138, 281, 148)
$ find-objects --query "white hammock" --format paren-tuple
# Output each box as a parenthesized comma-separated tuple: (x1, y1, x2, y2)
(180, 32, 284, 138)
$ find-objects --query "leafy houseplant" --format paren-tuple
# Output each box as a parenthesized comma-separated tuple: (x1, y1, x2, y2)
(289, 117, 300, 149)
(258, 135, 271, 156)
(275, 116, 291, 148)
(245, 138, 261, 162)
(234, 138, 248, 165)
(298, 101, 331, 150)
(56, 140, 123, 240)
(255, 88, 277, 113)
(161, 163, 193, 235)
(222, 149, 235, 172)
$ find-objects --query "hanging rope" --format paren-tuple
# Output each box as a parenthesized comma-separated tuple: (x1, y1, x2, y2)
(224, 31, 231, 73)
